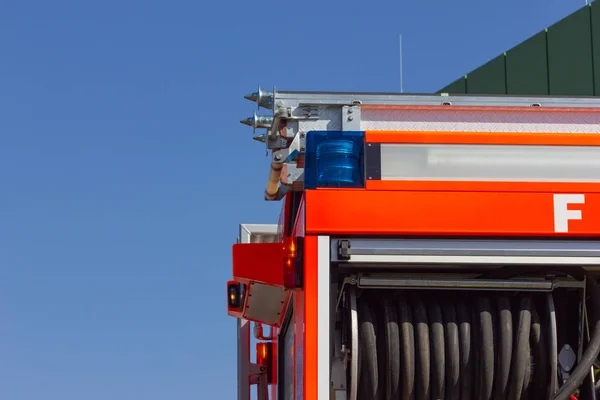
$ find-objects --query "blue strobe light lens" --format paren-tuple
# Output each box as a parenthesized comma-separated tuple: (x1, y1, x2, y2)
(304, 131, 365, 189)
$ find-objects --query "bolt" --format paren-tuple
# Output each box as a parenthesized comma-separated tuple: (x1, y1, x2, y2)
(348, 108, 353, 114)
(274, 154, 282, 161)
(300, 133, 305, 138)
(565, 344, 571, 350)
(348, 115, 354, 121)
(300, 146, 305, 151)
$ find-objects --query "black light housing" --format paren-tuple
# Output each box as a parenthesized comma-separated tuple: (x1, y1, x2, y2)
(227, 281, 242, 311)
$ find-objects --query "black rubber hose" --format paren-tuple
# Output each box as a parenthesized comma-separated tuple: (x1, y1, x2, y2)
(429, 300, 445, 400)
(442, 302, 460, 400)
(508, 295, 532, 400)
(373, 302, 385, 400)
(354, 290, 581, 399)
(457, 301, 473, 400)
(495, 296, 513, 400)
(522, 344, 531, 400)
(479, 264, 600, 400)
(472, 303, 482, 399)
(397, 298, 415, 400)
(530, 304, 548, 399)
(358, 297, 380, 398)
(500, 266, 600, 400)
(382, 298, 400, 399)
(558, 273, 600, 399)
(413, 299, 431, 400)
(477, 296, 495, 400)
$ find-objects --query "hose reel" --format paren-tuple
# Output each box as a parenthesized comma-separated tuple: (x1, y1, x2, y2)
(340, 268, 600, 400)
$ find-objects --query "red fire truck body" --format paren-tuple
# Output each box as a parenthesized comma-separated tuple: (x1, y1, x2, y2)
(227, 88, 600, 400)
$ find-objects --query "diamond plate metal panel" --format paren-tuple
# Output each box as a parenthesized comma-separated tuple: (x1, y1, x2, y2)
(298, 106, 342, 132)
(361, 108, 600, 133)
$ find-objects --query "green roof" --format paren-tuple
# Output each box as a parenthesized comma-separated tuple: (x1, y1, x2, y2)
(439, 3, 600, 96)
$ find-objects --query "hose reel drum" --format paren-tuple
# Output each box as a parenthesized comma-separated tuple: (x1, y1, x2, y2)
(336, 269, 600, 400)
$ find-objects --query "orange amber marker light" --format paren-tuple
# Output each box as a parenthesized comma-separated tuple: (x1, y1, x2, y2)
(283, 237, 296, 258)
(256, 342, 274, 384)
(283, 237, 302, 289)
(257, 342, 269, 363)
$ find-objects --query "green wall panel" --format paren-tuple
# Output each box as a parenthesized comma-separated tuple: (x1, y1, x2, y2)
(591, 2, 600, 95)
(505, 31, 549, 95)
(466, 55, 506, 94)
(546, 7, 594, 96)
(440, 77, 466, 94)
(438, 4, 600, 97)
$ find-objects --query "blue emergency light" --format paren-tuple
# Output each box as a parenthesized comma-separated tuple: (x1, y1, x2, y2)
(303, 131, 365, 189)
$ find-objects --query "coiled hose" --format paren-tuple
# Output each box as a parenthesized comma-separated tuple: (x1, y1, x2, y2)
(354, 267, 600, 400)
(356, 292, 547, 400)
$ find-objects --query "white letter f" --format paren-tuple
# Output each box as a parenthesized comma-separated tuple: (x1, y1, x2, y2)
(553, 194, 585, 233)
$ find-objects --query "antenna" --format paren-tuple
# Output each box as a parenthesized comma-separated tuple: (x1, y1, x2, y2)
(399, 34, 404, 93)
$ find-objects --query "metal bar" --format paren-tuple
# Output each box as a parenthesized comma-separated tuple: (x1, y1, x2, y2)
(272, 90, 600, 108)
(357, 276, 555, 291)
(344, 254, 600, 265)
(317, 236, 331, 400)
(548, 293, 559, 395)
(237, 318, 251, 400)
(349, 288, 358, 400)
(256, 375, 268, 400)
(335, 238, 600, 258)
(332, 238, 600, 266)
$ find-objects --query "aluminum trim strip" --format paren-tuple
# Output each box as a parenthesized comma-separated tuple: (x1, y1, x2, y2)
(317, 236, 330, 400)
(357, 277, 554, 291)
(346, 255, 600, 265)
(360, 108, 600, 134)
(273, 91, 600, 108)
(337, 238, 600, 258)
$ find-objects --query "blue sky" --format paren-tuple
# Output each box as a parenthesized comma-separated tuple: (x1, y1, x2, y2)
(0, 0, 588, 399)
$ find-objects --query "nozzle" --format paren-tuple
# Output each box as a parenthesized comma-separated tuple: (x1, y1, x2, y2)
(240, 112, 274, 134)
(252, 133, 267, 143)
(244, 85, 274, 110)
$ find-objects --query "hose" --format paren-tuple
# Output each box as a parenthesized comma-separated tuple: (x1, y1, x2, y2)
(442, 302, 459, 400)
(457, 301, 473, 399)
(397, 298, 415, 400)
(353, 266, 600, 399)
(480, 265, 600, 400)
(555, 273, 600, 400)
(355, 292, 548, 400)
(496, 296, 513, 399)
(382, 299, 400, 399)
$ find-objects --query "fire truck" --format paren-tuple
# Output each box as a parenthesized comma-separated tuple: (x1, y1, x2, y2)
(226, 87, 600, 400)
